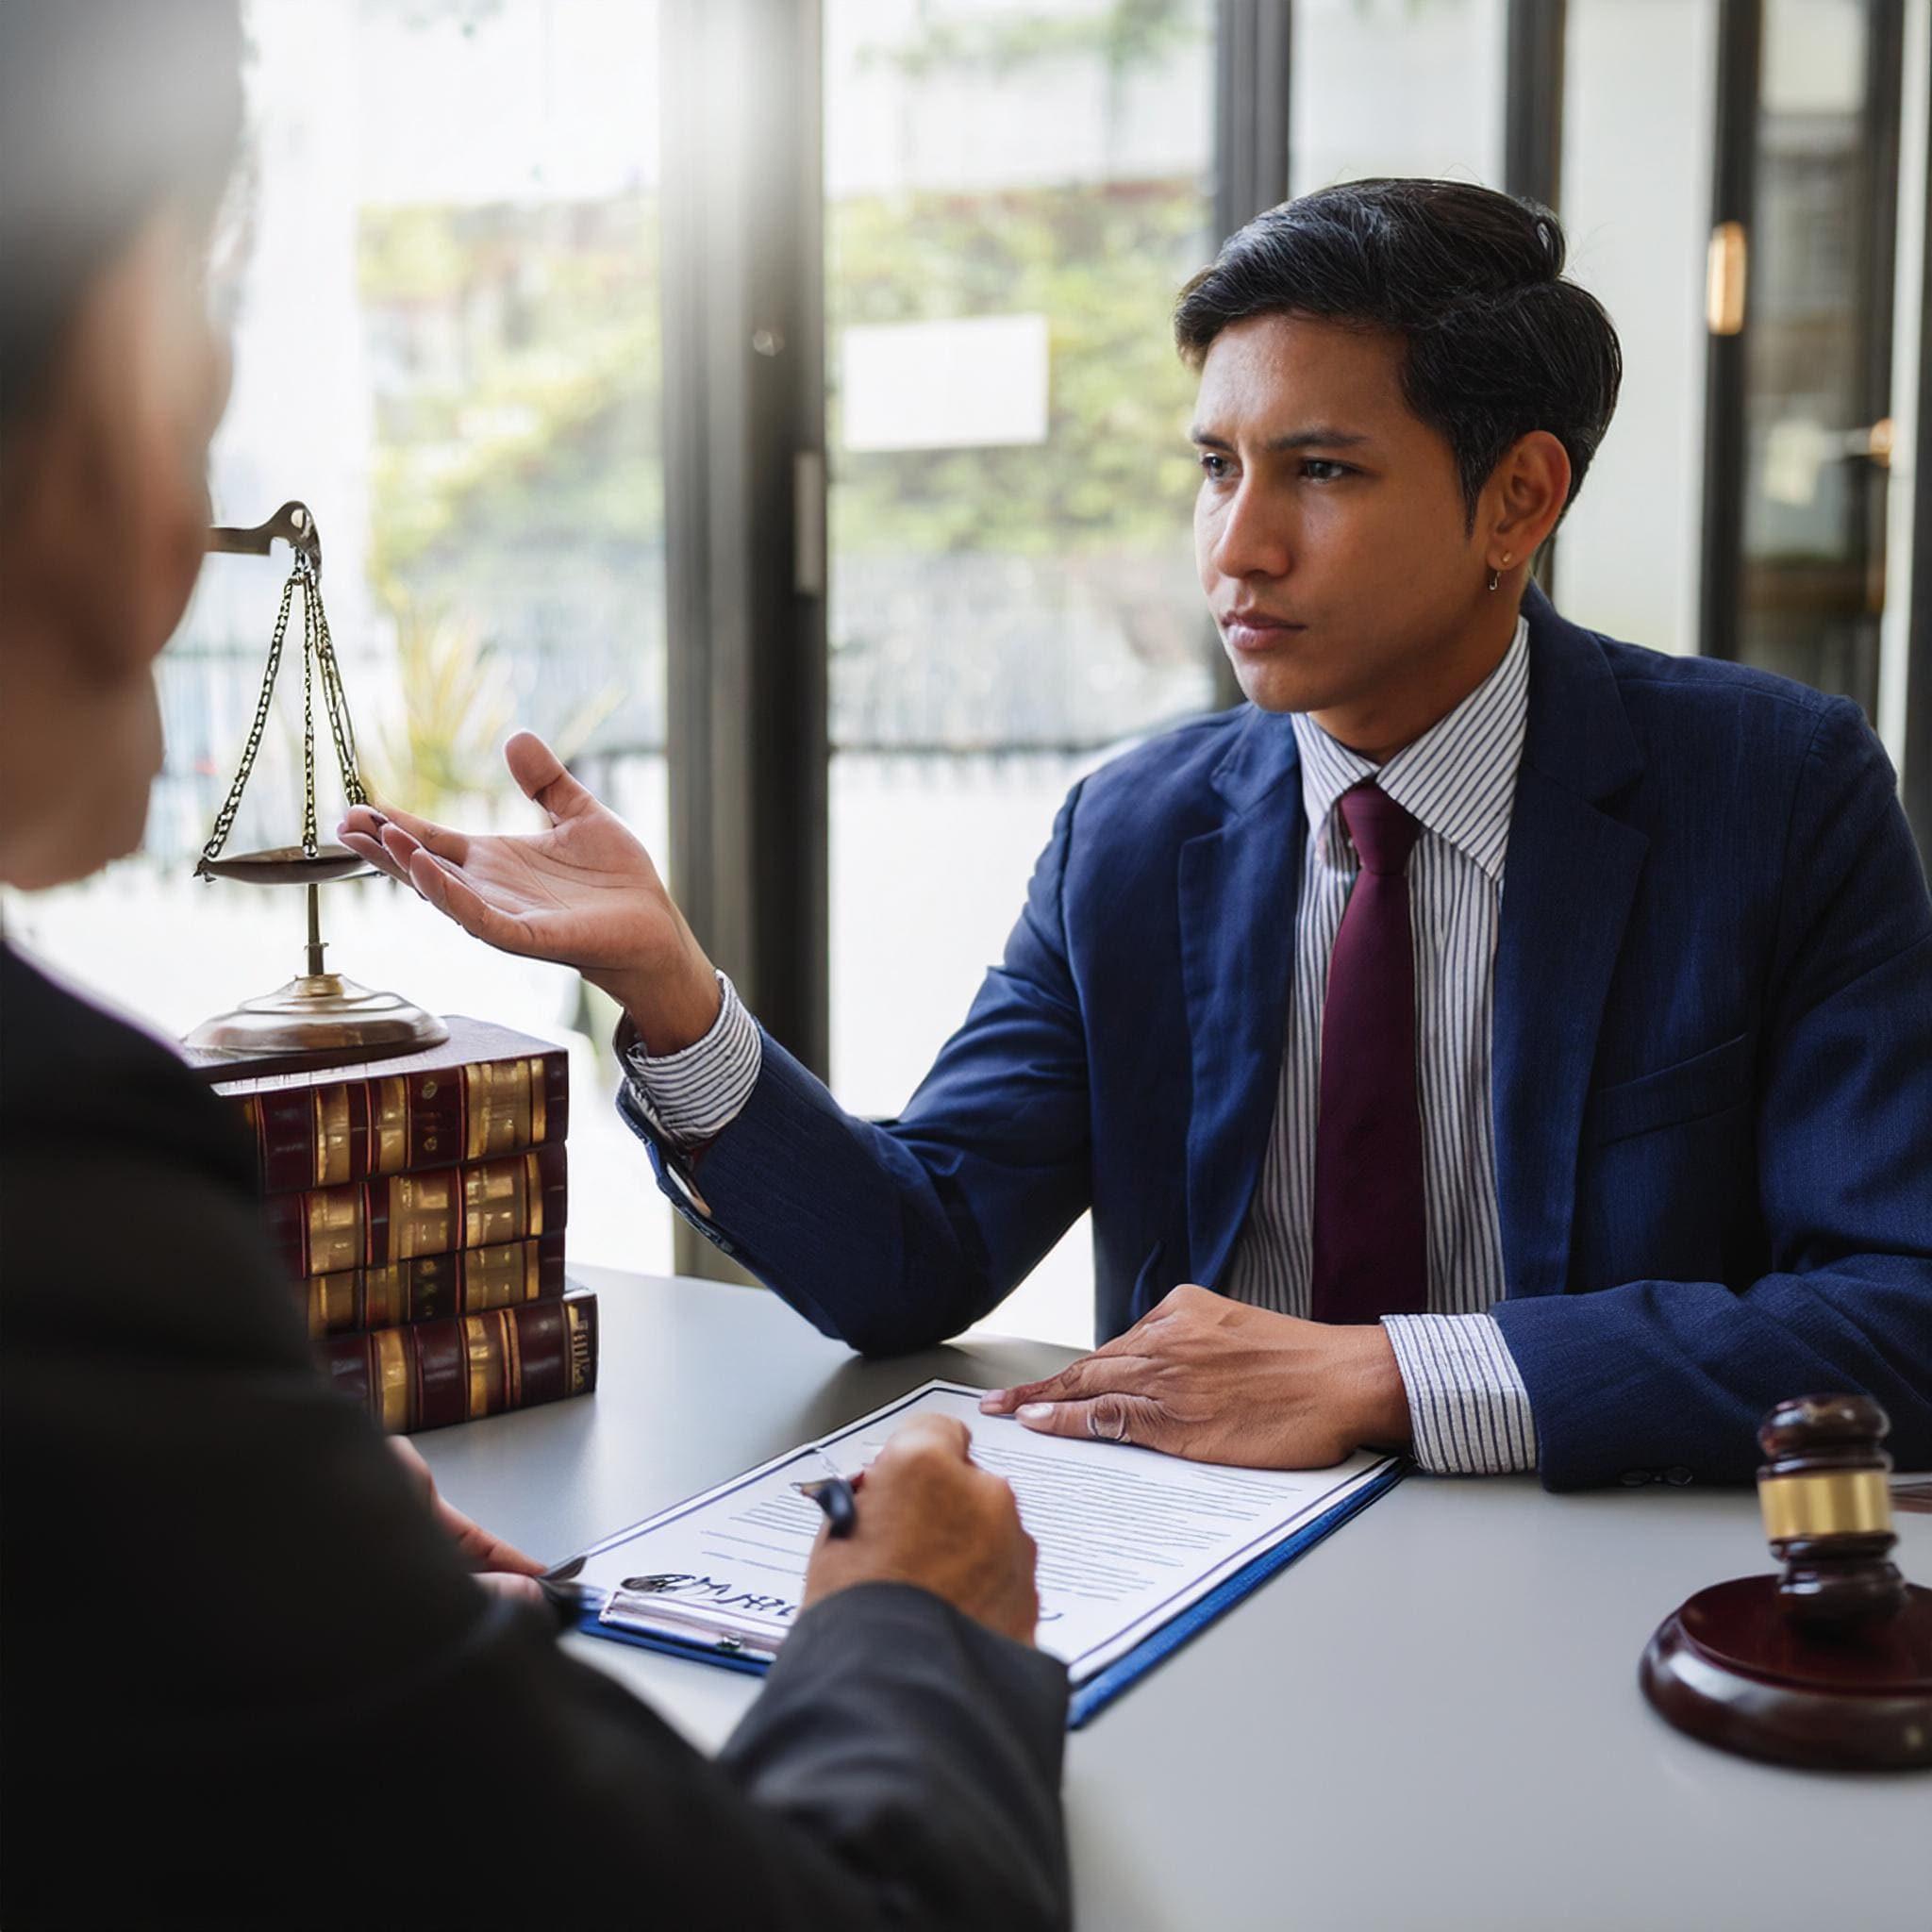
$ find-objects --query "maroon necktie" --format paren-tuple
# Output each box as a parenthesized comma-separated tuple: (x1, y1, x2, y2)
(1309, 781, 1428, 1324)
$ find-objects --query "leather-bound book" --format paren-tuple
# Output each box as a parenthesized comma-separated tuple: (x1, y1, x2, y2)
(318, 1292, 599, 1433)
(301, 1232, 568, 1337)
(213, 1019, 569, 1193)
(262, 1143, 568, 1278)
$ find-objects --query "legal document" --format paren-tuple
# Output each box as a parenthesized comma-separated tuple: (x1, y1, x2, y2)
(565, 1381, 1400, 1697)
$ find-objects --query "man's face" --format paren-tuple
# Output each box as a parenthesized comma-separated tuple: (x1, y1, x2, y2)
(1191, 311, 1487, 721)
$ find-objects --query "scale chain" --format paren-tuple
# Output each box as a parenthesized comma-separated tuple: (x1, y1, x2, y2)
(301, 578, 317, 856)
(312, 587, 367, 810)
(197, 568, 297, 870)
(196, 554, 369, 874)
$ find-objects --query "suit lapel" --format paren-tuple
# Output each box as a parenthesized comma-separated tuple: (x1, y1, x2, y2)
(1491, 591, 1648, 1300)
(1178, 711, 1305, 1291)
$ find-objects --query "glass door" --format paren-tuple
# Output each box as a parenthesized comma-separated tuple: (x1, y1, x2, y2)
(1708, 0, 1905, 715)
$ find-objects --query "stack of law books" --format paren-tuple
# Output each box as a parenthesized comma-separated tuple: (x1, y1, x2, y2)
(205, 1019, 597, 1432)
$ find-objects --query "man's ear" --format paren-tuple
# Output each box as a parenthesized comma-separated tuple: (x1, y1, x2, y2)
(1484, 430, 1570, 572)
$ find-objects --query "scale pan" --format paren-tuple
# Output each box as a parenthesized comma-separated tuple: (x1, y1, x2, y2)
(196, 843, 371, 885)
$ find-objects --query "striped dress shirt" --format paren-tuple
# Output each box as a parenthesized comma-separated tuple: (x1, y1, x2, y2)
(626, 621, 1541, 1475)
(1220, 618, 1537, 1474)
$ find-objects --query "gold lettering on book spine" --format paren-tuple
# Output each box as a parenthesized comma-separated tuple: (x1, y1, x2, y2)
(391, 1168, 458, 1259)
(313, 1086, 353, 1188)
(464, 1058, 537, 1163)
(374, 1329, 410, 1433)
(307, 1187, 365, 1276)
(566, 1303, 593, 1392)
(463, 1153, 535, 1250)
(528, 1056, 548, 1146)
(371, 1075, 408, 1176)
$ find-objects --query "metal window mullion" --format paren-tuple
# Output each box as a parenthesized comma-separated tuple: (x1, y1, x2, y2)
(1698, 0, 1763, 661)
(1210, 0, 1292, 708)
(1504, 0, 1567, 598)
(660, 0, 827, 1278)
(1216, 0, 1291, 238)
(1504, 0, 1566, 210)
(1907, 8, 1932, 874)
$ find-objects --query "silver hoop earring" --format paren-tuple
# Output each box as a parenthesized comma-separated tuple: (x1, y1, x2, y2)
(1486, 568, 1500, 592)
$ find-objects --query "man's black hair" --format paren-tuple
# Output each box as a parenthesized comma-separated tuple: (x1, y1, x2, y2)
(1174, 178, 1623, 527)
(0, 0, 243, 437)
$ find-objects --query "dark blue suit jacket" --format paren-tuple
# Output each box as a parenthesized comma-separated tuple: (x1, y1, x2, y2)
(625, 591, 1932, 1489)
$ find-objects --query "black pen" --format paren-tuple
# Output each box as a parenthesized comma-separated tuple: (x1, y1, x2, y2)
(792, 1446, 858, 1538)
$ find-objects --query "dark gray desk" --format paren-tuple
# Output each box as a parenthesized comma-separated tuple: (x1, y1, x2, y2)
(419, 1265, 1932, 1932)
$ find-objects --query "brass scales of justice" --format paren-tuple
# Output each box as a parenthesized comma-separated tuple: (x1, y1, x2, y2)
(184, 501, 447, 1061)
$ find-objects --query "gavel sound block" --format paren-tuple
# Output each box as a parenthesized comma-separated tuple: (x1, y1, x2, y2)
(1641, 1395, 1932, 1771)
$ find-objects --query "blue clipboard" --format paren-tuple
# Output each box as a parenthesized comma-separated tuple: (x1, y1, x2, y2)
(563, 1457, 1406, 1728)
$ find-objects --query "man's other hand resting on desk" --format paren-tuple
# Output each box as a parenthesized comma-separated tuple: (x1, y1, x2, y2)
(979, 1287, 1412, 1465)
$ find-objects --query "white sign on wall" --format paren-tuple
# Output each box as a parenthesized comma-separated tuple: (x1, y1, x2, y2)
(839, 312, 1051, 453)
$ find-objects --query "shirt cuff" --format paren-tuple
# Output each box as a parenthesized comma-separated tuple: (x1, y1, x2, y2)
(620, 972, 762, 1146)
(1381, 1312, 1540, 1474)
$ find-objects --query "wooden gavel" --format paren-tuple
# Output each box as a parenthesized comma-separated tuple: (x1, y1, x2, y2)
(1641, 1394, 1932, 1771)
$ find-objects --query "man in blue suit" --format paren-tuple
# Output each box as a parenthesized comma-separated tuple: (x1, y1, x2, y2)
(344, 180, 1932, 1491)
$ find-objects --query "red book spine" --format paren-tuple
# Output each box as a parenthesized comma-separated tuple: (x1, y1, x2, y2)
(393, 1069, 464, 1173)
(299, 1232, 568, 1337)
(227, 1045, 569, 1191)
(317, 1294, 599, 1433)
(262, 1142, 569, 1278)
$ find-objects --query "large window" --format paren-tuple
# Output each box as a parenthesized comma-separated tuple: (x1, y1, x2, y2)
(824, 0, 1219, 1343)
(4, 0, 672, 1275)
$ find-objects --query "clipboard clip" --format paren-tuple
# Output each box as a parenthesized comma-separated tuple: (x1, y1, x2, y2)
(600, 1583, 783, 1663)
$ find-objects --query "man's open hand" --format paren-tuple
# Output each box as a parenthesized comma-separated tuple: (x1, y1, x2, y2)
(977, 1285, 1412, 1468)
(339, 731, 722, 1054)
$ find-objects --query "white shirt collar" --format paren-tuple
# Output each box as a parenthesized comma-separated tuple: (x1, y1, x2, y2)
(1289, 615, 1531, 883)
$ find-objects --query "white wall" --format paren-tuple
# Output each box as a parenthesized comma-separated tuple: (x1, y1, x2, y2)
(1291, 0, 1508, 192)
(1878, 0, 1930, 776)
(1554, 0, 1718, 655)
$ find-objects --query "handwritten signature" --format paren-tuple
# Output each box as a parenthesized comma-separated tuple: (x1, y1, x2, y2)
(621, 1574, 798, 1621)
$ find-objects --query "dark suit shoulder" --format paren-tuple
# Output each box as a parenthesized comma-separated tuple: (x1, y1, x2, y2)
(0, 943, 258, 1188)
(0, 945, 292, 1361)
(1067, 704, 1282, 843)
(1525, 603, 1880, 812)
(1589, 627, 1857, 758)
(1590, 627, 1838, 713)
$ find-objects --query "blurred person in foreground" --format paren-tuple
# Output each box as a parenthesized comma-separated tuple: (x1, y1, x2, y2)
(349, 176, 1932, 1491)
(0, 6, 1068, 1927)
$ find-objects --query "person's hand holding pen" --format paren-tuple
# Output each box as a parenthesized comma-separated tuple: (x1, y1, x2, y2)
(799, 1415, 1041, 1647)
(792, 1445, 862, 1538)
